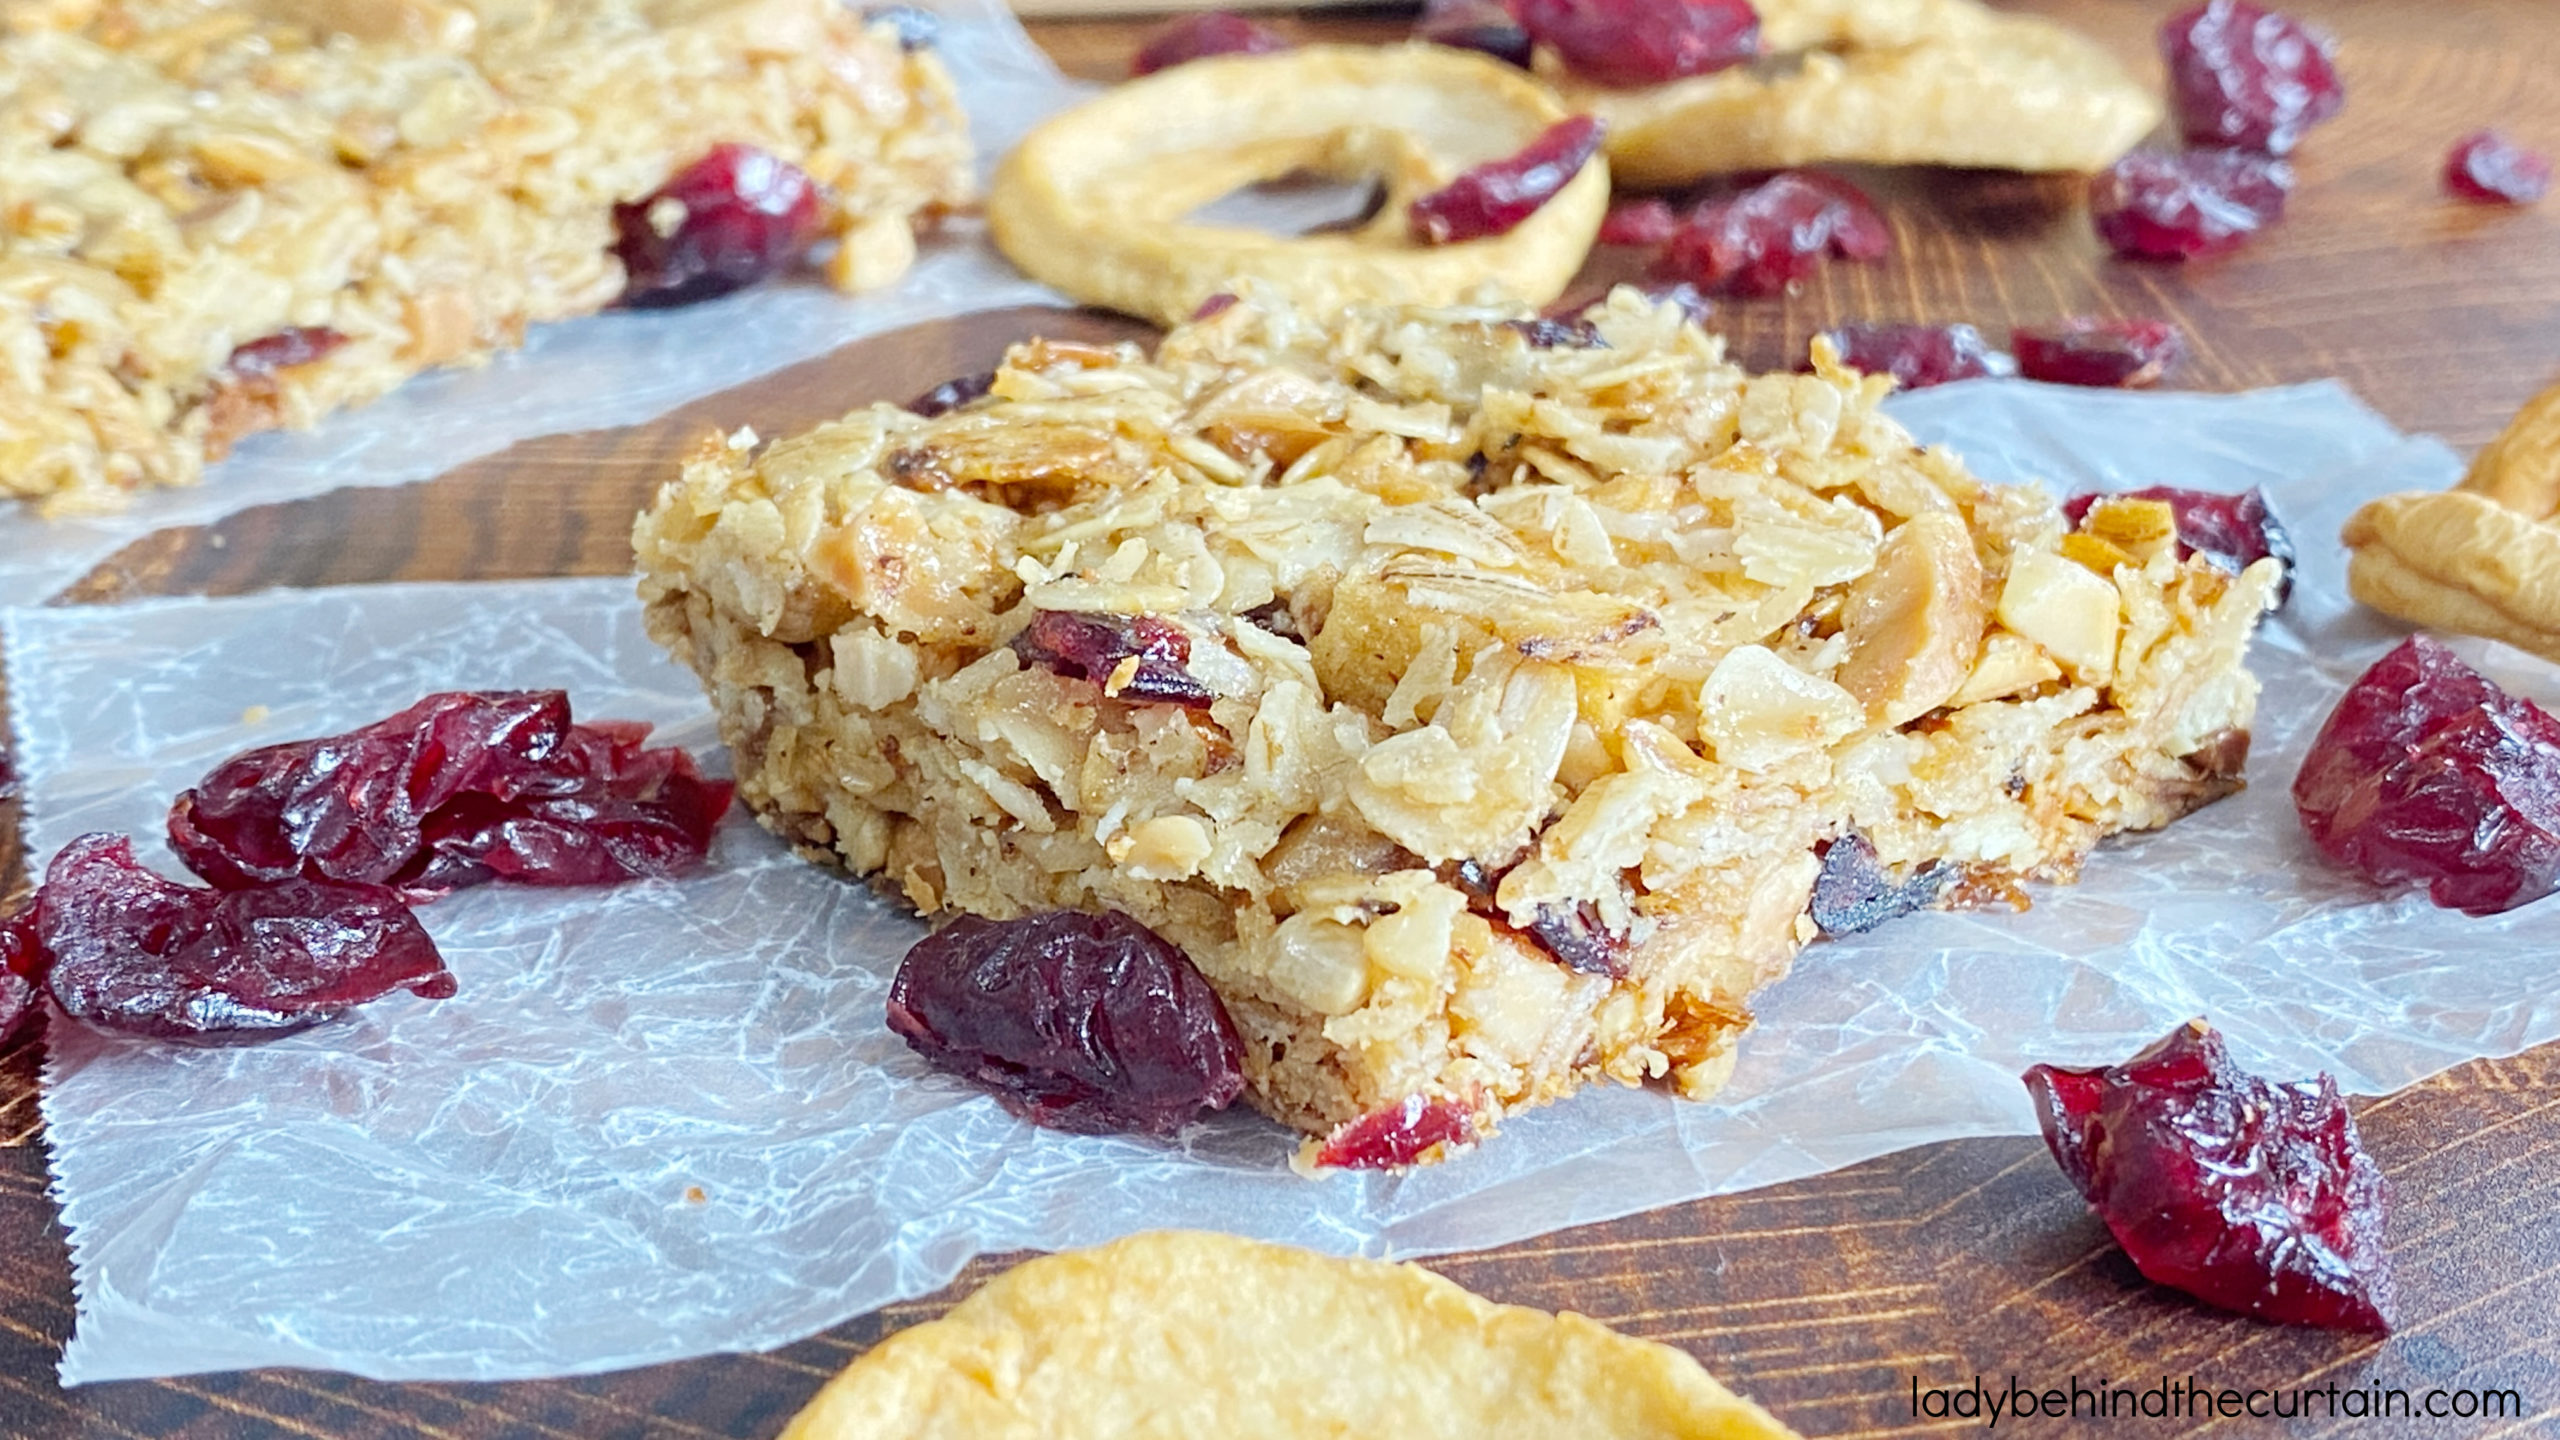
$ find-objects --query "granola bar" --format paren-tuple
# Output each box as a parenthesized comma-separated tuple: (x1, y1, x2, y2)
(633, 287, 2279, 1161)
(1, 0, 972, 514)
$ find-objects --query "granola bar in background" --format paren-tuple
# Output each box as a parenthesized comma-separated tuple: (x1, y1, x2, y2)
(0, 0, 973, 514)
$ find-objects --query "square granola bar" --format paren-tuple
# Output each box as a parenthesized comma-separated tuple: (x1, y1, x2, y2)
(1, 0, 973, 513)
(635, 287, 2278, 1164)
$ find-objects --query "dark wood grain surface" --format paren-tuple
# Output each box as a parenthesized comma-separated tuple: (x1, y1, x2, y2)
(8, 1, 2560, 1435)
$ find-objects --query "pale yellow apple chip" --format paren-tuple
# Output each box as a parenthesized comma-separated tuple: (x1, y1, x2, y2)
(1556, 0, 2160, 187)
(778, 1231, 1801, 1440)
(2343, 379, 2560, 664)
(987, 45, 1607, 326)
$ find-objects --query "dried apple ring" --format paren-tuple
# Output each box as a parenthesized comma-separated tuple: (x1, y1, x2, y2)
(2343, 379, 2560, 665)
(988, 45, 1608, 326)
(1549, 0, 2160, 187)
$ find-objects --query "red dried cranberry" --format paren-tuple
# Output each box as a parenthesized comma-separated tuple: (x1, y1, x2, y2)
(1129, 12, 1288, 76)
(167, 691, 732, 899)
(224, 327, 348, 379)
(1409, 117, 1606, 246)
(887, 910, 1244, 1136)
(1010, 611, 1215, 707)
(1513, 0, 1759, 87)
(1521, 900, 1627, 976)
(2160, 2, 2343, 156)
(2445, 131, 2551, 206)
(1817, 322, 2005, 391)
(0, 912, 37, 1046)
(906, 371, 995, 417)
(614, 144, 823, 309)
(2025, 1021, 2396, 1333)
(2292, 636, 2560, 915)
(1599, 197, 1680, 246)
(2060, 485, 2294, 603)
(1314, 1095, 1476, 1169)
(1415, 0, 1531, 67)
(33, 834, 451, 1042)
(2091, 149, 2292, 261)
(1810, 832, 1951, 937)
(1652, 172, 1890, 297)
(2012, 318, 2185, 389)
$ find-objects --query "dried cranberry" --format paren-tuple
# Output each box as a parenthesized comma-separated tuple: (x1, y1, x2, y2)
(1817, 322, 2006, 391)
(2060, 485, 2294, 602)
(224, 327, 348, 380)
(2012, 318, 2185, 389)
(887, 910, 1244, 1136)
(2445, 131, 2551, 206)
(167, 691, 732, 898)
(0, 912, 37, 1046)
(1513, 0, 1759, 87)
(2091, 149, 2292, 261)
(1409, 117, 1606, 246)
(1010, 611, 1215, 707)
(2160, 2, 2343, 156)
(1521, 900, 1627, 976)
(614, 144, 823, 309)
(32, 834, 451, 1042)
(1599, 197, 1680, 246)
(2025, 1021, 2396, 1333)
(1129, 11, 1288, 76)
(862, 4, 938, 50)
(1652, 172, 1890, 297)
(1415, 0, 1531, 67)
(2292, 636, 2560, 915)
(906, 371, 994, 417)
(1314, 1094, 1476, 1169)
(1810, 833, 1950, 937)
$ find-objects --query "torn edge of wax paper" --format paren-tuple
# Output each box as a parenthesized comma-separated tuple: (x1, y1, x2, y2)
(20, 379, 2560, 1386)
(0, 0, 1081, 610)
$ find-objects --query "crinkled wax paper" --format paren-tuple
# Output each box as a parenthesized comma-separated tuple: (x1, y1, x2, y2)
(0, 0, 1081, 610)
(20, 380, 2560, 1388)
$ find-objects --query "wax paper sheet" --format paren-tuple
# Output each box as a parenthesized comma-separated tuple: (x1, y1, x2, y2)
(21, 379, 2557, 1388)
(0, 0, 1081, 611)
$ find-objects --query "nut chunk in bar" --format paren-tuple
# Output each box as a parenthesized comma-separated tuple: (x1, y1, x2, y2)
(634, 286, 2280, 1165)
(0, 0, 974, 514)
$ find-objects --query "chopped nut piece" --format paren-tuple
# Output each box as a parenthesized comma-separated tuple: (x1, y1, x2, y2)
(1837, 511, 1987, 726)
(1997, 549, 2122, 684)
(1700, 644, 1864, 771)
